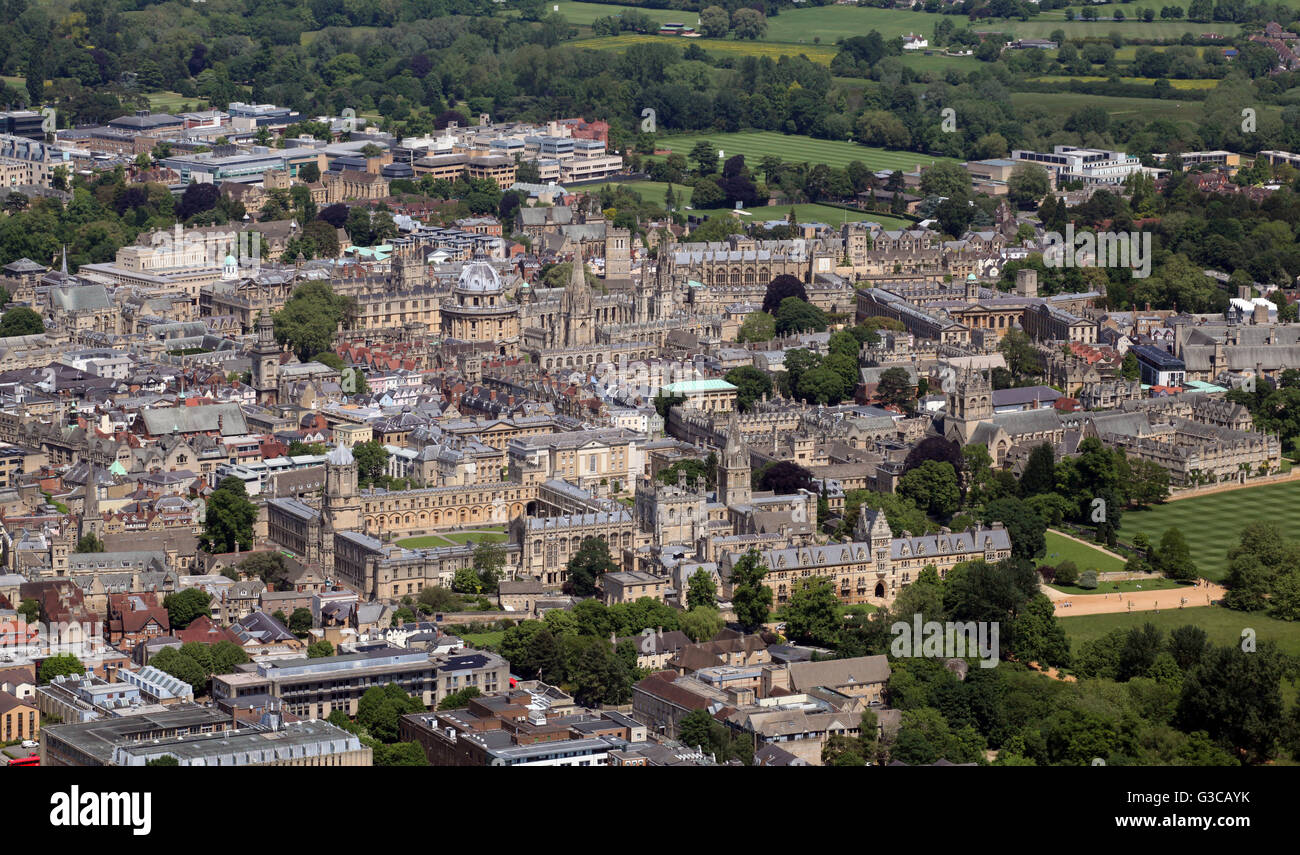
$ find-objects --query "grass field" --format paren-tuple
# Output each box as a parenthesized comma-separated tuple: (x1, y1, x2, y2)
(145, 91, 203, 113)
(582, 180, 914, 227)
(396, 535, 453, 548)
(978, 20, 1241, 38)
(1059, 606, 1300, 657)
(568, 33, 837, 63)
(1116, 480, 1300, 582)
(1010, 91, 1204, 122)
(1050, 577, 1189, 596)
(459, 631, 505, 649)
(651, 130, 956, 172)
(1038, 530, 1127, 573)
(1029, 74, 1221, 89)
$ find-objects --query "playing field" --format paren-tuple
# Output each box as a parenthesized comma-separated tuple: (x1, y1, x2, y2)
(1010, 91, 1204, 123)
(1059, 606, 1300, 657)
(1038, 530, 1127, 574)
(1116, 480, 1300, 582)
(651, 130, 956, 172)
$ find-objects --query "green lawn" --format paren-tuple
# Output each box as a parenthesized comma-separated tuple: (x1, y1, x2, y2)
(442, 530, 508, 545)
(459, 631, 505, 649)
(1049, 577, 1189, 596)
(1116, 480, 1300, 582)
(569, 33, 838, 64)
(396, 534, 453, 548)
(1037, 530, 1127, 573)
(651, 130, 956, 172)
(1060, 606, 1300, 658)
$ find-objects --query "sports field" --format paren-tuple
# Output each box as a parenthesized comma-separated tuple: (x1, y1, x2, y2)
(651, 131, 956, 172)
(1038, 530, 1126, 573)
(1116, 479, 1300, 582)
(1059, 606, 1300, 657)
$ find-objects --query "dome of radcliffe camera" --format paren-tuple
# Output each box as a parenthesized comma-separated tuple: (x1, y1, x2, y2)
(457, 256, 502, 292)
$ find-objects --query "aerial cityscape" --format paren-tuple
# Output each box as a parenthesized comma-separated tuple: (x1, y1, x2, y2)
(0, 0, 1297, 798)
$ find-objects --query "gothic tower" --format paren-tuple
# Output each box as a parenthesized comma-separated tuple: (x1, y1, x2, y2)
(717, 410, 751, 507)
(561, 249, 595, 347)
(394, 245, 428, 290)
(250, 313, 280, 406)
(654, 238, 676, 321)
(944, 365, 993, 443)
(80, 466, 103, 541)
(320, 443, 361, 574)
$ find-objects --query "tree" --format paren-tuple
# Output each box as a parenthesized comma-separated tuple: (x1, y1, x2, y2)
(564, 537, 618, 597)
(730, 8, 766, 40)
(473, 541, 506, 592)
(163, 588, 211, 629)
(438, 686, 482, 710)
(998, 330, 1041, 378)
(1177, 642, 1286, 763)
(1156, 527, 1197, 582)
(730, 549, 772, 631)
(357, 683, 424, 742)
(680, 606, 724, 642)
(898, 461, 960, 519)
(39, 654, 85, 684)
(920, 162, 972, 198)
(199, 476, 257, 553)
(876, 366, 914, 410)
(147, 755, 180, 766)
(351, 440, 389, 488)
(981, 498, 1046, 561)
(756, 461, 814, 495)
(689, 140, 717, 175)
(691, 178, 724, 208)
(237, 552, 292, 589)
(762, 274, 807, 314)
(289, 607, 314, 636)
(0, 307, 44, 338)
(74, 532, 105, 553)
(149, 647, 207, 694)
(687, 568, 718, 610)
(1019, 443, 1056, 497)
(1008, 163, 1050, 209)
(725, 365, 772, 412)
(784, 577, 840, 647)
(1121, 351, 1140, 381)
(308, 640, 334, 658)
(452, 566, 485, 595)
(273, 280, 355, 361)
(699, 5, 730, 38)
(17, 598, 39, 625)
(737, 311, 776, 343)
(774, 296, 827, 335)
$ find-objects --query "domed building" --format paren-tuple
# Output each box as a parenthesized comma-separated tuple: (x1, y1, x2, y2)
(439, 250, 520, 356)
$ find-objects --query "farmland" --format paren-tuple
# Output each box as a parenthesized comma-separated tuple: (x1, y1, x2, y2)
(1010, 91, 1205, 123)
(650, 130, 956, 172)
(1115, 479, 1300, 582)
(567, 33, 837, 64)
(1029, 75, 1222, 90)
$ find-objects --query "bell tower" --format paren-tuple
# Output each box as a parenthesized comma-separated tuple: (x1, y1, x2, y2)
(250, 313, 280, 405)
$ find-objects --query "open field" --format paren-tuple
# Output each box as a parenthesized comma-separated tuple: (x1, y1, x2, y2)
(650, 130, 956, 171)
(1010, 91, 1204, 122)
(581, 180, 914, 227)
(145, 91, 203, 113)
(459, 631, 505, 649)
(1060, 606, 1300, 657)
(1029, 74, 1220, 90)
(1038, 530, 1127, 573)
(568, 33, 837, 63)
(978, 20, 1241, 39)
(442, 529, 507, 544)
(1116, 480, 1300, 582)
(555, 2, 941, 42)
